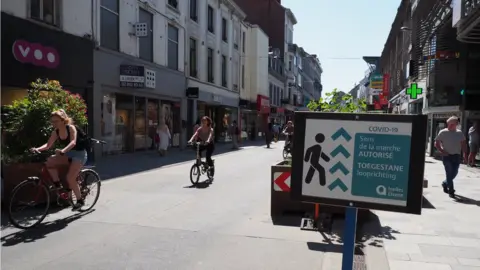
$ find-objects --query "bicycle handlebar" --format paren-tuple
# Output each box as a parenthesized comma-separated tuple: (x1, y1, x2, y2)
(90, 138, 107, 145)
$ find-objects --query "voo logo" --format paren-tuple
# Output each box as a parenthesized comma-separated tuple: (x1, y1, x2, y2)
(12, 40, 60, 68)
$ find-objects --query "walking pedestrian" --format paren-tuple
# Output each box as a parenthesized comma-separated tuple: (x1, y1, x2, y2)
(230, 120, 239, 149)
(156, 121, 171, 156)
(468, 121, 479, 167)
(434, 116, 468, 198)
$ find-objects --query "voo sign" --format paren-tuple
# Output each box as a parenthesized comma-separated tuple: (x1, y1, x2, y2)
(12, 40, 60, 68)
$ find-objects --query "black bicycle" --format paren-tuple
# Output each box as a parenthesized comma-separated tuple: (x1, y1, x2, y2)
(283, 132, 293, 159)
(7, 138, 106, 229)
(189, 141, 214, 185)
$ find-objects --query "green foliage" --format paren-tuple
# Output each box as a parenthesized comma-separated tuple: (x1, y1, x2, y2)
(2, 79, 88, 163)
(307, 88, 367, 113)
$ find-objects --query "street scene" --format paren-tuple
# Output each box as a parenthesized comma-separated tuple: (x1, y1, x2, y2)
(2, 0, 480, 269)
(1, 142, 480, 270)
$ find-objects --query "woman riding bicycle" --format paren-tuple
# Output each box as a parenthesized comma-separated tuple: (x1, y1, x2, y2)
(283, 121, 294, 148)
(30, 109, 87, 210)
(188, 116, 215, 177)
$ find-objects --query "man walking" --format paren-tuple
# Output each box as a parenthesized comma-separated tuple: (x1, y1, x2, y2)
(230, 120, 239, 149)
(434, 116, 468, 198)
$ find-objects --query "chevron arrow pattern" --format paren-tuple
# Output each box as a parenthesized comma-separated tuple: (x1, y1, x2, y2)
(330, 145, 350, 158)
(328, 178, 348, 192)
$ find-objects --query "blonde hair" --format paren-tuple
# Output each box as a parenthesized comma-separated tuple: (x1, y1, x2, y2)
(51, 109, 73, 125)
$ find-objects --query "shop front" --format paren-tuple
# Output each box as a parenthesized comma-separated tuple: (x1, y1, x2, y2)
(427, 110, 462, 156)
(195, 89, 239, 143)
(93, 50, 187, 158)
(239, 99, 257, 141)
(257, 95, 270, 139)
(1, 13, 94, 128)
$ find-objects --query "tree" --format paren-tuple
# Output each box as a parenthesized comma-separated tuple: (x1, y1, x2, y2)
(307, 88, 367, 113)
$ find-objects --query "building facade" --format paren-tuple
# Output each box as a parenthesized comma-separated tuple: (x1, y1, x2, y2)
(1, 1, 95, 134)
(185, 0, 246, 143)
(94, 0, 188, 157)
(240, 24, 270, 140)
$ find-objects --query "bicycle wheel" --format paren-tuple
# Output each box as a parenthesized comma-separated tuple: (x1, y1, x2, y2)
(282, 149, 289, 159)
(77, 169, 101, 212)
(8, 179, 50, 229)
(190, 164, 201, 185)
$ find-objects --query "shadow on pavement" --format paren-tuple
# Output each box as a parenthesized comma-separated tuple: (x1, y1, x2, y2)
(183, 179, 213, 189)
(1, 209, 94, 247)
(1, 204, 65, 230)
(454, 194, 479, 206)
(422, 196, 436, 209)
(95, 141, 265, 181)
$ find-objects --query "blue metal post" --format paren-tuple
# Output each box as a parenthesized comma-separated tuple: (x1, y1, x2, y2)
(342, 207, 358, 270)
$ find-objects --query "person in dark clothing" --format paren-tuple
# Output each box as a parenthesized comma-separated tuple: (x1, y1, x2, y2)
(266, 122, 273, 148)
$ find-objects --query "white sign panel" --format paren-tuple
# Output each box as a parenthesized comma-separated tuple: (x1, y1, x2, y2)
(301, 119, 412, 207)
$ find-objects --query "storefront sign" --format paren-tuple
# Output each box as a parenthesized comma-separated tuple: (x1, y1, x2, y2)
(257, 95, 270, 113)
(12, 40, 60, 68)
(382, 73, 390, 96)
(119, 65, 145, 88)
(212, 94, 222, 103)
(186, 87, 199, 98)
(433, 112, 461, 119)
(291, 112, 427, 214)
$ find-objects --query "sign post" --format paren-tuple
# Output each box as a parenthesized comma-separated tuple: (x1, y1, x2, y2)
(290, 112, 427, 270)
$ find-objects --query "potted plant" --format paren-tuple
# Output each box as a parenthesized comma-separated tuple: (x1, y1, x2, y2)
(270, 89, 367, 218)
(1, 79, 88, 202)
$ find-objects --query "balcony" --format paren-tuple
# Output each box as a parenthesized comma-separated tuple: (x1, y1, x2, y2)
(281, 97, 291, 104)
(456, 0, 480, 43)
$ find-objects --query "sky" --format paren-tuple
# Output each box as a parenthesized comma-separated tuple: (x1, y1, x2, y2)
(281, 0, 400, 97)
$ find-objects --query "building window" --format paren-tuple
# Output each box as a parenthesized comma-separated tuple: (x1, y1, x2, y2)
(241, 64, 245, 88)
(222, 18, 228, 42)
(100, 0, 119, 51)
(30, 0, 61, 26)
(280, 89, 283, 101)
(190, 0, 197, 21)
(221, 55, 227, 87)
(167, 25, 179, 70)
(233, 27, 239, 49)
(289, 56, 293, 71)
(189, 38, 197, 78)
(242, 31, 246, 53)
(168, 0, 178, 9)
(207, 6, 214, 33)
(207, 48, 214, 83)
(139, 8, 153, 62)
(269, 83, 273, 104)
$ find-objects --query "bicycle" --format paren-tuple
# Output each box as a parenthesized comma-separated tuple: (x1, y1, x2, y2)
(7, 138, 106, 229)
(188, 141, 214, 185)
(282, 132, 293, 159)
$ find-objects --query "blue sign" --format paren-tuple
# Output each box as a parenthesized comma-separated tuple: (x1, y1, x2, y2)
(352, 133, 411, 201)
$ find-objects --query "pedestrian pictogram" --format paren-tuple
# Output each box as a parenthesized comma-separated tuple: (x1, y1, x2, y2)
(304, 133, 330, 186)
(406, 83, 423, 99)
(273, 171, 291, 191)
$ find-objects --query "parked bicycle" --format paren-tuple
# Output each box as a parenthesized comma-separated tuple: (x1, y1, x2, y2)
(188, 141, 214, 185)
(7, 138, 106, 229)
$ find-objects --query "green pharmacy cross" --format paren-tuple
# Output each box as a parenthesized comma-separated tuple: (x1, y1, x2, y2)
(406, 83, 423, 99)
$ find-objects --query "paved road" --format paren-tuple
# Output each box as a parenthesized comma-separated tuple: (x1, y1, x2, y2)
(1, 142, 334, 270)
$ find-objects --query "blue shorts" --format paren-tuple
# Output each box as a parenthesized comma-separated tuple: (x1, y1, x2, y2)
(66, 150, 88, 165)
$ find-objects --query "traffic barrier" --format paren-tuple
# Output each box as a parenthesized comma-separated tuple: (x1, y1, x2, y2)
(271, 160, 313, 217)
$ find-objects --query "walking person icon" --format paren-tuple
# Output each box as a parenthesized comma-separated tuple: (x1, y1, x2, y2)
(304, 133, 331, 186)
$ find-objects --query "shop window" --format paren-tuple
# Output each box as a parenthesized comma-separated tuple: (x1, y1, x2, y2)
(100, 0, 119, 51)
(168, 24, 179, 70)
(207, 6, 214, 33)
(30, 0, 61, 26)
(101, 93, 133, 154)
(134, 97, 147, 150)
(221, 55, 227, 87)
(242, 31, 246, 53)
(207, 48, 214, 83)
(189, 38, 198, 78)
(147, 99, 159, 150)
(139, 8, 153, 62)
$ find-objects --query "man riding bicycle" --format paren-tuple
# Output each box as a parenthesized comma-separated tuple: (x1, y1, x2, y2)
(30, 109, 88, 210)
(188, 116, 215, 177)
(283, 121, 294, 149)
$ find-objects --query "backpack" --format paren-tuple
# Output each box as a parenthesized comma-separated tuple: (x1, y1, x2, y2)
(74, 125, 91, 151)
